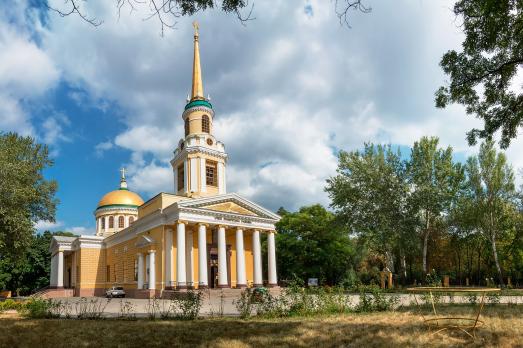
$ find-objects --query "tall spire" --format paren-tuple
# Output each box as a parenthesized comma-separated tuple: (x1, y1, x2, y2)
(119, 167, 128, 190)
(191, 21, 204, 100)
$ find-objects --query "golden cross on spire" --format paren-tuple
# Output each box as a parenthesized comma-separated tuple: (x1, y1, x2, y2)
(120, 167, 126, 180)
(192, 21, 199, 37)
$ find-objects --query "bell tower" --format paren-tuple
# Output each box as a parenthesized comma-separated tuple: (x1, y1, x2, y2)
(170, 22, 228, 198)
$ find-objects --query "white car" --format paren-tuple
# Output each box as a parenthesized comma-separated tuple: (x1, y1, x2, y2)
(106, 286, 126, 298)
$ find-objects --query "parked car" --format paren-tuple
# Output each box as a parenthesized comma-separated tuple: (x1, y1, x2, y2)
(106, 286, 125, 298)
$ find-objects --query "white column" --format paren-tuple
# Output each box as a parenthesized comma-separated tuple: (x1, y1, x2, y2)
(186, 230, 194, 288)
(218, 162, 226, 194)
(165, 228, 173, 288)
(236, 228, 247, 288)
(198, 224, 208, 288)
(173, 167, 178, 193)
(268, 231, 278, 287)
(217, 225, 228, 288)
(96, 217, 101, 235)
(149, 250, 156, 290)
(200, 158, 206, 193)
(252, 230, 262, 287)
(176, 221, 187, 289)
(183, 159, 188, 193)
(190, 157, 197, 193)
(137, 253, 144, 289)
(50, 253, 57, 286)
(57, 250, 64, 288)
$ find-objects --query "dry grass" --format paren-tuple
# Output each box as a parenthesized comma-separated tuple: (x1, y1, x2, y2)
(2, 306, 523, 348)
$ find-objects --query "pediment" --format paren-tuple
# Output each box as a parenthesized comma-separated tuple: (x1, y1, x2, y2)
(135, 235, 155, 248)
(202, 202, 258, 216)
(177, 193, 280, 221)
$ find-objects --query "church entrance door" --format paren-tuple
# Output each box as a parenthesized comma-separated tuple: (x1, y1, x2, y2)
(207, 244, 231, 288)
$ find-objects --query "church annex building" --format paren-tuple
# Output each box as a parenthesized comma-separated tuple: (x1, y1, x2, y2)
(45, 24, 280, 298)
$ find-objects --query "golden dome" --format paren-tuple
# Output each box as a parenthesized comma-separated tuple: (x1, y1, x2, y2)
(97, 189, 144, 209)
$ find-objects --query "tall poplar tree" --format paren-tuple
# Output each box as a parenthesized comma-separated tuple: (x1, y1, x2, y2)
(326, 143, 415, 276)
(407, 137, 464, 274)
(464, 140, 515, 286)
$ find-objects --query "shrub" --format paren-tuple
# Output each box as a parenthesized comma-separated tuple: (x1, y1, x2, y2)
(0, 299, 25, 312)
(22, 298, 60, 319)
(75, 297, 109, 319)
(466, 293, 478, 305)
(487, 292, 501, 305)
(118, 299, 136, 320)
(234, 288, 254, 319)
(175, 290, 203, 320)
(355, 286, 398, 312)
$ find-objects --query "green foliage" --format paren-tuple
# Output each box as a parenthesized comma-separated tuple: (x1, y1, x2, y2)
(22, 298, 60, 319)
(234, 288, 255, 319)
(173, 290, 203, 320)
(407, 136, 464, 274)
(275, 204, 357, 285)
(74, 298, 109, 319)
(0, 299, 25, 312)
(0, 231, 77, 294)
(0, 133, 58, 263)
(435, 0, 523, 148)
(354, 285, 399, 313)
(326, 144, 413, 256)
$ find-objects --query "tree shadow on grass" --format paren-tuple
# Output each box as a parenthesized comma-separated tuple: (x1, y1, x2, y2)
(0, 314, 516, 348)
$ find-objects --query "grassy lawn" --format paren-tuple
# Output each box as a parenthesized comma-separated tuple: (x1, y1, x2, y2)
(2, 306, 523, 347)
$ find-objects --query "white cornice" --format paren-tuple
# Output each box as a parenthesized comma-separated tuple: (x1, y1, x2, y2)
(171, 146, 228, 165)
(182, 106, 214, 119)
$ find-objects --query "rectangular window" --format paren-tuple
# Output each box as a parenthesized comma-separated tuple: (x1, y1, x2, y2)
(106, 265, 111, 283)
(134, 259, 138, 281)
(206, 160, 218, 186)
(177, 164, 184, 191)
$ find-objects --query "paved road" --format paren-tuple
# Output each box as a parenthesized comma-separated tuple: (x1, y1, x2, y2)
(50, 293, 523, 318)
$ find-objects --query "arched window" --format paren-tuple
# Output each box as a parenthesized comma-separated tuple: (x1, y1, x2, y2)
(101, 218, 105, 229)
(109, 216, 114, 228)
(118, 216, 125, 228)
(202, 115, 210, 133)
(129, 216, 135, 225)
(184, 118, 190, 137)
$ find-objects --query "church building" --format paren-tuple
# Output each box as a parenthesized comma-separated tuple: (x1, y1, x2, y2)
(46, 23, 280, 298)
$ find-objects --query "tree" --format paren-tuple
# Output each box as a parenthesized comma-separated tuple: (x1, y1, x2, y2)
(436, 0, 523, 149)
(463, 140, 516, 286)
(326, 144, 416, 280)
(45, 0, 370, 34)
(407, 136, 464, 275)
(0, 133, 58, 262)
(0, 231, 76, 295)
(275, 205, 357, 285)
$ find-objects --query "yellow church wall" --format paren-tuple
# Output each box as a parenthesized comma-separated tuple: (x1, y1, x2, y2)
(139, 193, 188, 218)
(185, 109, 213, 135)
(244, 231, 254, 286)
(76, 248, 107, 296)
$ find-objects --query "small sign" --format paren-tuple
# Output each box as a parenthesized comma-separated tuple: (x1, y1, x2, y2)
(308, 278, 318, 287)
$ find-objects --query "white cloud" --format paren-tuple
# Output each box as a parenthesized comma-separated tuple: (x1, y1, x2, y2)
(0, 3, 60, 138)
(95, 141, 114, 157)
(34, 0, 523, 211)
(35, 220, 64, 231)
(68, 226, 95, 235)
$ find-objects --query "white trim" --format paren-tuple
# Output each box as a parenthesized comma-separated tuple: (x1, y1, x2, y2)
(218, 162, 225, 194)
(183, 159, 188, 193)
(173, 166, 178, 193)
(190, 157, 197, 193)
(200, 157, 206, 193)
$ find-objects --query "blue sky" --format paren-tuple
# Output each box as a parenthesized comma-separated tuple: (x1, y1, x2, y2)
(2, 0, 522, 235)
